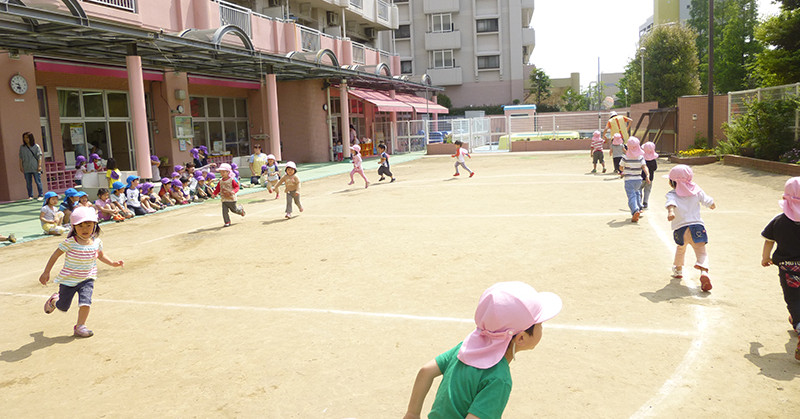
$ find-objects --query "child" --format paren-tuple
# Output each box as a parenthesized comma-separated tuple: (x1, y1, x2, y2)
(59, 188, 80, 227)
(76, 192, 92, 208)
(271, 161, 302, 219)
(264, 154, 281, 198)
(41, 191, 69, 235)
(609, 133, 626, 174)
(336, 141, 344, 161)
(105, 158, 121, 189)
(150, 155, 161, 181)
(142, 183, 165, 210)
(89, 153, 103, 172)
(212, 163, 245, 227)
(170, 179, 188, 205)
(347, 144, 369, 188)
(403, 281, 562, 419)
(203, 172, 217, 198)
(195, 175, 210, 200)
(138, 183, 158, 213)
(74, 155, 88, 186)
(174, 165, 185, 178)
(451, 140, 474, 177)
(110, 181, 134, 219)
(194, 146, 208, 169)
(761, 177, 800, 360)
(180, 177, 195, 202)
(125, 175, 147, 216)
(666, 164, 716, 291)
(158, 178, 176, 206)
(590, 130, 607, 173)
(39, 206, 124, 338)
(619, 137, 650, 222)
(377, 144, 395, 182)
(249, 144, 268, 186)
(94, 188, 124, 222)
(641, 141, 659, 209)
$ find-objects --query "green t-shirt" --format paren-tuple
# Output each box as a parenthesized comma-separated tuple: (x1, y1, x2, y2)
(429, 342, 512, 419)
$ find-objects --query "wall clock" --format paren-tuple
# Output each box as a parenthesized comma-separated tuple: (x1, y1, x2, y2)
(10, 74, 28, 95)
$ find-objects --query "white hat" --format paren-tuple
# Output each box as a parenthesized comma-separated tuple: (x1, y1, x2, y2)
(610, 111, 618, 117)
(285, 161, 297, 170)
(217, 163, 232, 172)
(267, 154, 276, 161)
(350, 144, 361, 153)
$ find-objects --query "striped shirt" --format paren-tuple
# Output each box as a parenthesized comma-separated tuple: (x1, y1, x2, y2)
(620, 156, 646, 180)
(55, 237, 102, 286)
(590, 137, 605, 152)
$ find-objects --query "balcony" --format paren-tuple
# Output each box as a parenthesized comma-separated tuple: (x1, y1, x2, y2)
(522, 27, 535, 48)
(423, 0, 459, 14)
(425, 30, 461, 51)
(215, 0, 252, 37)
(427, 67, 462, 86)
(83, 0, 136, 12)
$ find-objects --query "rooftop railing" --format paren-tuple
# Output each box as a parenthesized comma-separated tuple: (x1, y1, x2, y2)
(300, 27, 321, 52)
(214, 0, 252, 37)
(83, 0, 136, 13)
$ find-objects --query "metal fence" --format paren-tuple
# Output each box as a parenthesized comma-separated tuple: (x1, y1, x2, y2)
(216, 0, 252, 37)
(728, 82, 800, 139)
(84, 0, 136, 12)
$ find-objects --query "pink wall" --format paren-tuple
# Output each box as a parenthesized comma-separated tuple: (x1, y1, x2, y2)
(277, 80, 329, 163)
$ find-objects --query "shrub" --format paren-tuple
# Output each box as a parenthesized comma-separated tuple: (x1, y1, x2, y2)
(678, 148, 715, 157)
(719, 97, 800, 161)
(779, 147, 800, 164)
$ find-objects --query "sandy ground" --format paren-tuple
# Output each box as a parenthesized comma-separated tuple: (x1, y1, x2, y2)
(1, 151, 799, 418)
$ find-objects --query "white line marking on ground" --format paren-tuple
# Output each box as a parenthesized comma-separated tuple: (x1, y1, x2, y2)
(0, 292, 695, 337)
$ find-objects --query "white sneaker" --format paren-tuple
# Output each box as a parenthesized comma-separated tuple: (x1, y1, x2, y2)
(671, 266, 683, 279)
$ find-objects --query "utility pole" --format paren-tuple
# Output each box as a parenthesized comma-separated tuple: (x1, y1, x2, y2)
(708, 0, 715, 147)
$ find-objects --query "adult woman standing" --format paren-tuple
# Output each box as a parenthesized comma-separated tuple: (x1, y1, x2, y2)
(19, 131, 44, 200)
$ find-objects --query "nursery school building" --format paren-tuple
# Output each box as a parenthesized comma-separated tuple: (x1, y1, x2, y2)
(0, 0, 447, 202)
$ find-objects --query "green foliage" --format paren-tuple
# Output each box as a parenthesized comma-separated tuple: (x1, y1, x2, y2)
(753, 1, 800, 86)
(528, 67, 552, 106)
(692, 132, 709, 150)
(436, 94, 452, 109)
(448, 104, 505, 116)
(561, 87, 589, 111)
(719, 96, 800, 160)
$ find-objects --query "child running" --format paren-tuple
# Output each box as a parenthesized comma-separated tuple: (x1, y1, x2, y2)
(666, 164, 716, 291)
(403, 281, 562, 419)
(264, 154, 281, 199)
(377, 144, 395, 183)
(272, 161, 303, 219)
(39, 206, 124, 337)
(590, 130, 607, 173)
(609, 133, 626, 174)
(619, 137, 649, 222)
(761, 177, 800, 360)
(348, 144, 369, 188)
(213, 163, 245, 227)
(451, 140, 474, 177)
(641, 141, 659, 209)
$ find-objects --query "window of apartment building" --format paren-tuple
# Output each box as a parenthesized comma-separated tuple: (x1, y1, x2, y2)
(430, 14, 453, 33)
(400, 60, 413, 74)
(477, 55, 500, 70)
(190, 96, 249, 157)
(476, 18, 499, 33)
(395, 24, 411, 39)
(393, 0, 408, 3)
(431, 50, 454, 69)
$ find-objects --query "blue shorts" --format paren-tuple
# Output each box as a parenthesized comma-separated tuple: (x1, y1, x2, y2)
(673, 224, 708, 246)
(55, 279, 95, 311)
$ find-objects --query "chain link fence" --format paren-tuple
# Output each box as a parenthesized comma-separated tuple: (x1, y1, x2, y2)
(729, 82, 800, 140)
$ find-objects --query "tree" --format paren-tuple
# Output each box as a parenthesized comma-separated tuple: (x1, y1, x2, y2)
(617, 24, 701, 107)
(528, 67, 552, 106)
(561, 87, 589, 111)
(436, 93, 452, 110)
(688, 0, 763, 94)
(753, 0, 800, 86)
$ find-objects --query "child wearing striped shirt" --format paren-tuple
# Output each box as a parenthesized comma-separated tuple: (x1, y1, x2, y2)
(39, 207, 124, 337)
(619, 137, 650, 222)
(589, 130, 607, 173)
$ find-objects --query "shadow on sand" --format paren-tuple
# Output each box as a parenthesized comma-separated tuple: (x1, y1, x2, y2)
(744, 333, 800, 381)
(1, 331, 75, 362)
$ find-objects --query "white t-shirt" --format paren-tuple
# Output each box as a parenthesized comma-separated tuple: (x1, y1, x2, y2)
(125, 188, 141, 208)
(40, 205, 59, 223)
(665, 190, 714, 231)
(455, 147, 468, 163)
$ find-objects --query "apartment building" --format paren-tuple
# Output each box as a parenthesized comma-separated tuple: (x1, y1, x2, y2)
(393, 0, 535, 108)
(0, 0, 447, 201)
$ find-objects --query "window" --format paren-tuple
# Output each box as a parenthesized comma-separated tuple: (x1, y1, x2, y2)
(393, 0, 408, 3)
(190, 96, 249, 156)
(477, 55, 500, 70)
(37, 88, 52, 158)
(395, 24, 411, 39)
(430, 14, 452, 33)
(476, 18, 498, 33)
(431, 50, 454, 69)
(401, 60, 413, 74)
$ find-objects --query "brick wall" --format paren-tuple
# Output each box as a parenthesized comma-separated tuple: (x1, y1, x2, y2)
(676, 95, 729, 151)
(722, 155, 800, 176)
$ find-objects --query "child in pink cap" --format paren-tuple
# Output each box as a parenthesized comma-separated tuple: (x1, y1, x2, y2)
(619, 137, 650, 222)
(589, 130, 607, 173)
(640, 141, 659, 209)
(212, 163, 245, 227)
(665, 164, 716, 291)
(347, 144, 369, 188)
(609, 133, 626, 174)
(761, 177, 800, 360)
(403, 282, 562, 419)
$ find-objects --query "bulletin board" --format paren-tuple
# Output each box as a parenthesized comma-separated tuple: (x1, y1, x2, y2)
(173, 116, 194, 139)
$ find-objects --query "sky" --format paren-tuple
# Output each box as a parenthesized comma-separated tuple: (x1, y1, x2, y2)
(529, 0, 783, 90)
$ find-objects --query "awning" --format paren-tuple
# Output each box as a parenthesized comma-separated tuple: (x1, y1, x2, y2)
(348, 88, 414, 113)
(395, 92, 449, 114)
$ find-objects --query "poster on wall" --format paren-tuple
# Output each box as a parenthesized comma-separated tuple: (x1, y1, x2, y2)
(179, 139, 191, 151)
(173, 116, 194, 139)
(69, 124, 85, 145)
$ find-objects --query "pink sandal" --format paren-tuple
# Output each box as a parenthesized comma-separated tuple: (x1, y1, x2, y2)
(44, 292, 58, 314)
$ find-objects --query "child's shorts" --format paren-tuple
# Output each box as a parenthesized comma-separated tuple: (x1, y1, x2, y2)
(592, 150, 604, 164)
(56, 279, 95, 311)
(41, 222, 57, 234)
(673, 224, 708, 246)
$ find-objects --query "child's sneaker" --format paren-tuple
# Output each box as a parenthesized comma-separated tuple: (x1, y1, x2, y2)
(379, 177, 385, 181)
(365, 182, 369, 188)
(223, 222, 231, 227)
(631, 211, 640, 222)
(591, 169, 597, 173)
(285, 213, 291, 219)
(453, 173, 460, 176)
(73, 324, 93, 338)
(602, 168, 607, 173)
(699, 272, 712, 292)
(347, 181, 354, 185)
(7, 233, 16, 243)
(299, 205, 304, 212)
(44, 293, 58, 314)
(469, 172, 475, 178)
(671, 266, 683, 279)
(240, 207, 246, 217)
(390, 178, 396, 183)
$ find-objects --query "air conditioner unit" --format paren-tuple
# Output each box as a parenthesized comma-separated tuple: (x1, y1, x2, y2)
(365, 27, 376, 38)
(326, 11, 340, 26)
(268, 0, 281, 7)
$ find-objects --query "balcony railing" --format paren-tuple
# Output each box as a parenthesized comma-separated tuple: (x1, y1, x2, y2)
(350, 0, 363, 9)
(377, 0, 389, 21)
(300, 27, 321, 52)
(215, 0, 252, 37)
(83, 0, 136, 13)
(352, 43, 365, 64)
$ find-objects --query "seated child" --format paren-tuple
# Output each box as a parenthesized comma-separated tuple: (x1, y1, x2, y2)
(76, 192, 93, 208)
(158, 177, 176, 206)
(137, 182, 158, 213)
(204, 172, 217, 197)
(195, 175, 210, 200)
(125, 175, 148, 216)
(170, 179, 188, 205)
(40, 191, 69, 235)
(110, 181, 134, 219)
(58, 188, 80, 227)
(141, 183, 164, 210)
(94, 188, 124, 222)
(181, 177, 195, 202)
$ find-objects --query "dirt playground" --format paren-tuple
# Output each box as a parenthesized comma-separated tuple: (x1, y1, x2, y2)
(1, 151, 799, 418)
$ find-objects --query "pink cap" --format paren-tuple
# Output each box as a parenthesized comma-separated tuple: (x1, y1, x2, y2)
(642, 142, 659, 160)
(781, 177, 800, 222)
(625, 137, 644, 159)
(668, 164, 702, 197)
(457, 282, 562, 369)
(611, 133, 624, 146)
(350, 144, 361, 153)
(592, 130, 601, 140)
(218, 163, 232, 172)
(70, 206, 98, 225)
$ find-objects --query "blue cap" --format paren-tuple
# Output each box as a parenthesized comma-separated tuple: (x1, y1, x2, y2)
(126, 175, 140, 185)
(64, 188, 79, 197)
(76, 191, 88, 197)
(43, 191, 58, 201)
(112, 181, 125, 191)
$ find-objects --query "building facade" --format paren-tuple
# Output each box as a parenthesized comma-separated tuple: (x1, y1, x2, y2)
(393, 0, 535, 108)
(0, 0, 447, 201)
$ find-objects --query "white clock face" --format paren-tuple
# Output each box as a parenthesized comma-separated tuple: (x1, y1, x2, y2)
(10, 75, 27, 95)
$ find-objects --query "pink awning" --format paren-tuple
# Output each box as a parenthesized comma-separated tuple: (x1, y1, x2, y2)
(348, 88, 414, 113)
(395, 92, 449, 114)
